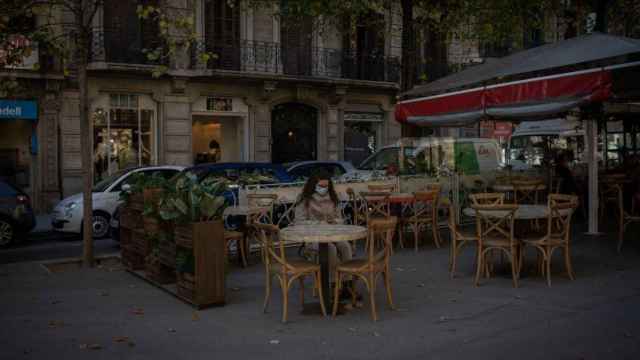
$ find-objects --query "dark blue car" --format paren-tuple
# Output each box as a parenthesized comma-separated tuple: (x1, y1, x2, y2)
(0, 180, 36, 246)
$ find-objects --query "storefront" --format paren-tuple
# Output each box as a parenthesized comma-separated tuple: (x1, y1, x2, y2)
(90, 93, 158, 182)
(0, 99, 38, 196)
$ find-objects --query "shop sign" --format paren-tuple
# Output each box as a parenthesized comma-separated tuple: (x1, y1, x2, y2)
(493, 122, 512, 137)
(344, 112, 384, 122)
(0, 100, 38, 120)
(206, 97, 233, 111)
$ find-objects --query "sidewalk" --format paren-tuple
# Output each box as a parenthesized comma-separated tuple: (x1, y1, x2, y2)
(1, 224, 639, 360)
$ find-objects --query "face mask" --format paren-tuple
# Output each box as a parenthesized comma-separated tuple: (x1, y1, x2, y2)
(315, 185, 328, 196)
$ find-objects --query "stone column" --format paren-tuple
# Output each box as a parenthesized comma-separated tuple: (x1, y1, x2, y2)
(59, 91, 83, 197)
(326, 106, 339, 161)
(384, 108, 402, 146)
(253, 102, 271, 162)
(40, 92, 62, 211)
(162, 95, 193, 166)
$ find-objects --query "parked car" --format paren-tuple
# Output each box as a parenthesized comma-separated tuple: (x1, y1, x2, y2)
(285, 161, 358, 182)
(0, 180, 36, 246)
(184, 162, 293, 203)
(52, 166, 184, 239)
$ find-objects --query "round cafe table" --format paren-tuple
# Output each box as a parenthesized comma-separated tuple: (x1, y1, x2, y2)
(462, 204, 570, 220)
(280, 224, 367, 313)
(491, 183, 548, 193)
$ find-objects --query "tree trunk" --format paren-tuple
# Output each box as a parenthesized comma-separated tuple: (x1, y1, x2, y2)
(76, 8, 94, 268)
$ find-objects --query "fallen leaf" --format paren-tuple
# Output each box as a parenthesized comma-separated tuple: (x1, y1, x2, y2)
(192, 312, 200, 321)
(372, 332, 381, 337)
(168, 328, 176, 333)
(78, 344, 88, 350)
(438, 316, 448, 323)
(417, 283, 425, 288)
(269, 339, 280, 345)
(48, 320, 64, 328)
(131, 308, 144, 316)
(348, 327, 356, 332)
(395, 267, 405, 272)
(113, 336, 129, 343)
(50, 299, 61, 305)
(88, 344, 102, 350)
(23, 349, 31, 355)
(127, 341, 136, 347)
(231, 287, 241, 292)
(99, 291, 109, 297)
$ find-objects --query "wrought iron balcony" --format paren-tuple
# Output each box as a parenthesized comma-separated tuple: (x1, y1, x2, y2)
(191, 39, 400, 83)
(89, 28, 166, 65)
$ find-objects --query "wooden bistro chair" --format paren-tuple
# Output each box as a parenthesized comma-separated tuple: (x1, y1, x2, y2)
(247, 193, 279, 224)
(448, 203, 478, 279)
(254, 223, 326, 323)
(332, 217, 397, 321)
(360, 192, 391, 250)
(405, 190, 441, 250)
(519, 194, 578, 286)
(609, 183, 640, 253)
(473, 204, 520, 287)
(512, 179, 545, 205)
(469, 193, 505, 206)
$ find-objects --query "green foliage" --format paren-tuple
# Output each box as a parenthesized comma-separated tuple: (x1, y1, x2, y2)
(158, 172, 229, 223)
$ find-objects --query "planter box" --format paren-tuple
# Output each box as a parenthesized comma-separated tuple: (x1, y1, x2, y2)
(122, 244, 144, 270)
(129, 193, 144, 212)
(158, 238, 176, 268)
(120, 208, 143, 230)
(143, 188, 163, 213)
(177, 272, 196, 301)
(143, 217, 160, 236)
(174, 220, 225, 306)
(132, 229, 152, 256)
(145, 255, 175, 284)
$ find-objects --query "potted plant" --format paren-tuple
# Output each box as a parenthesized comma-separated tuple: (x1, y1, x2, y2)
(159, 172, 229, 306)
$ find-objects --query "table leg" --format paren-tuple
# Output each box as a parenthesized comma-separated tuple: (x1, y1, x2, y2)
(318, 242, 332, 310)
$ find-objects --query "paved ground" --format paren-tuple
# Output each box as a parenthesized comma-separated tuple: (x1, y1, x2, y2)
(1, 222, 640, 360)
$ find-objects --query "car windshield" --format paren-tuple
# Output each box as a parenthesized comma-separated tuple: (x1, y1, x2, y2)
(93, 169, 130, 192)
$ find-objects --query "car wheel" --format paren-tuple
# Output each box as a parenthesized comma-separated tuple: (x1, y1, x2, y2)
(0, 218, 15, 246)
(92, 213, 110, 239)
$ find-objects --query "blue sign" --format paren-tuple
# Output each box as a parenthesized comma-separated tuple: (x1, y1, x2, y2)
(0, 100, 38, 120)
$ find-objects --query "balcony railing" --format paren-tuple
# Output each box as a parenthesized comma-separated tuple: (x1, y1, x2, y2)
(191, 39, 400, 83)
(89, 28, 166, 65)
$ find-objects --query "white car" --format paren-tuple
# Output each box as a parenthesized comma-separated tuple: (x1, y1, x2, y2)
(51, 166, 184, 238)
(285, 161, 359, 182)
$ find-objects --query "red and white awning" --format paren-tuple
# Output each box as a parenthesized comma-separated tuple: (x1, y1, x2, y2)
(395, 68, 613, 126)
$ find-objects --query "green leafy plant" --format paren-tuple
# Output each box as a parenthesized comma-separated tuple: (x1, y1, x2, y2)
(176, 248, 195, 274)
(158, 172, 229, 223)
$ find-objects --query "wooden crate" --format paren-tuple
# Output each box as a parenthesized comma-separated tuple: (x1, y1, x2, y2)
(132, 229, 152, 256)
(129, 193, 144, 212)
(174, 221, 225, 306)
(122, 244, 144, 270)
(143, 216, 160, 236)
(143, 188, 163, 213)
(120, 208, 143, 230)
(158, 238, 176, 268)
(145, 257, 175, 284)
(177, 272, 196, 301)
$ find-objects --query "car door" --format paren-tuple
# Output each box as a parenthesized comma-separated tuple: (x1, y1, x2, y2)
(288, 164, 314, 182)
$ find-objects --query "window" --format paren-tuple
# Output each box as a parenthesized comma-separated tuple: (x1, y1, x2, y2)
(93, 94, 156, 183)
(359, 147, 415, 171)
(344, 119, 380, 167)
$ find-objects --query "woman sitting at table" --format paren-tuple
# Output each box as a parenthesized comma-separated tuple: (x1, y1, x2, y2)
(294, 170, 355, 298)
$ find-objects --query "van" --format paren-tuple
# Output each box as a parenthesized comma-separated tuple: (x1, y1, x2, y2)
(508, 119, 585, 170)
(355, 137, 503, 179)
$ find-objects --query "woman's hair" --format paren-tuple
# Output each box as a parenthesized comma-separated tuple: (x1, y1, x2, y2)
(300, 169, 339, 207)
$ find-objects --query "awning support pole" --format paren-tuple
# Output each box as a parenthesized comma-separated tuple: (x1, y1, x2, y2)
(585, 116, 600, 235)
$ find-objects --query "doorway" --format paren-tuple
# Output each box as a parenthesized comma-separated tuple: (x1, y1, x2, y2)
(192, 115, 242, 164)
(271, 103, 317, 163)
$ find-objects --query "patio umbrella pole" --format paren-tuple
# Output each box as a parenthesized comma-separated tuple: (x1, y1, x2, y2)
(585, 116, 601, 235)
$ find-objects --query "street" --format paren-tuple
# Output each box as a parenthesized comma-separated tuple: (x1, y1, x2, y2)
(0, 232, 120, 265)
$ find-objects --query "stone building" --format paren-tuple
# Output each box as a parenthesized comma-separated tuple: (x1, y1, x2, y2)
(52, 0, 404, 204)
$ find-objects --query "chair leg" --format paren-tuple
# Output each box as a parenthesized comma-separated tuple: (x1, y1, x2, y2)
(331, 272, 342, 317)
(368, 274, 378, 321)
(263, 274, 271, 313)
(564, 245, 575, 280)
(510, 250, 519, 288)
(383, 270, 395, 310)
(449, 239, 457, 279)
(239, 236, 248, 268)
(281, 278, 289, 323)
(398, 222, 404, 249)
(315, 271, 327, 317)
(299, 277, 305, 305)
(432, 221, 441, 248)
(545, 254, 552, 287)
(474, 247, 483, 286)
(413, 223, 419, 252)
